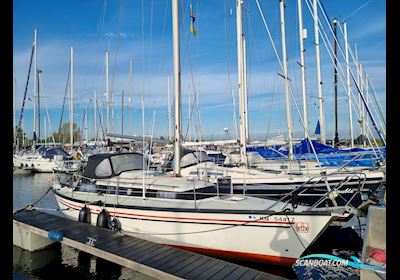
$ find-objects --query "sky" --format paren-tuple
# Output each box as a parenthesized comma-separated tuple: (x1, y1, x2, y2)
(13, 0, 386, 141)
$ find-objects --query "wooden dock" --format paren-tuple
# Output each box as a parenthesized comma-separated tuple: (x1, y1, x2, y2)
(13, 209, 288, 280)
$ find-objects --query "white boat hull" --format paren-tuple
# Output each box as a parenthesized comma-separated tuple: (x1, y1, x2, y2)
(55, 192, 334, 265)
(13, 155, 81, 173)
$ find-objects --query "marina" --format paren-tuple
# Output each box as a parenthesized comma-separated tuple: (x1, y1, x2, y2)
(13, 0, 386, 279)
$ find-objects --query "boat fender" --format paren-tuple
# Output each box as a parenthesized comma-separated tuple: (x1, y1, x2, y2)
(109, 217, 121, 232)
(96, 209, 110, 228)
(48, 230, 64, 242)
(78, 205, 91, 224)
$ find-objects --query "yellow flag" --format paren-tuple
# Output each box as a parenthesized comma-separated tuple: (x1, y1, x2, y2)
(190, 22, 197, 37)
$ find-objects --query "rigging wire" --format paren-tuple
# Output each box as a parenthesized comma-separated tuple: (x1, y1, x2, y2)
(344, 0, 374, 22)
(308, 0, 385, 147)
(58, 60, 71, 137)
(110, 0, 126, 129)
(303, 0, 384, 153)
(17, 44, 35, 129)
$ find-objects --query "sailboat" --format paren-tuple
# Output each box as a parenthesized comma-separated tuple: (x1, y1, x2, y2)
(51, 0, 352, 266)
(53, 151, 350, 266)
(13, 31, 82, 173)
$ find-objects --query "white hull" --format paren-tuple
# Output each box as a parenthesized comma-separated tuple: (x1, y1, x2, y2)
(181, 162, 383, 189)
(13, 155, 81, 173)
(55, 192, 334, 265)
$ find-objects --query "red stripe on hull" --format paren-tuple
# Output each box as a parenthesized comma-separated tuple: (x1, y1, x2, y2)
(56, 195, 294, 225)
(170, 245, 297, 266)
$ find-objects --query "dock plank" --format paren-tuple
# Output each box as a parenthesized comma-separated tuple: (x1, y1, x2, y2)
(13, 209, 287, 280)
(149, 249, 192, 270)
(173, 255, 212, 278)
(164, 253, 204, 275)
(181, 258, 221, 279)
(223, 267, 252, 280)
(191, 261, 230, 280)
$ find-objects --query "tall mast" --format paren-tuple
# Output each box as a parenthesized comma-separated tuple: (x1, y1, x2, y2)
(343, 21, 354, 148)
(279, 0, 294, 160)
(37, 69, 41, 143)
(106, 49, 110, 135)
(122, 90, 124, 135)
(231, 88, 238, 140)
(85, 106, 88, 142)
(242, 35, 249, 143)
(13, 73, 16, 148)
(188, 85, 191, 142)
(360, 63, 365, 147)
(236, 0, 247, 166)
(70, 46, 74, 146)
(333, 18, 339, 147)
(44, 115, 46, 145)
(364, 72, 369, 148)
(167, 75, 172, 142)
(33, 29, 37, 146)
(313, 0, 325, 144)
(129, 59, 133, 135)
(94, 90, 97, 143)
(354, 43, 362, 145)
(172, 0, 182, 176)
(297, 0, 308, 137)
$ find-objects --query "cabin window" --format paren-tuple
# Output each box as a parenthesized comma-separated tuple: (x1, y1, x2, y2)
(77, 183, 97, 193)
(110, 154, 146, 174)
(156, 191, 177, 199)
(95, 159, 113, 177)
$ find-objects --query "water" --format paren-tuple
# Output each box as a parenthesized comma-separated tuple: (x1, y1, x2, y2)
(13, 173, 156, 280)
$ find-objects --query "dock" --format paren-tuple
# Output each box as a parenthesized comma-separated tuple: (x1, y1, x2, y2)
(13, 209, 288, 280)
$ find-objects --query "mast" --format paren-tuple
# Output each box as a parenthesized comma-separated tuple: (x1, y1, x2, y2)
(172, 0, 182, 176)
(188, 85, 191, 142)
(13, 73, 16, 148)
(279, 0, 294, 160)
(85, 106, 88, 142)
(333, 18, 339, 147)
(167, 75, 172, 141)
(94, 90, 97, 143)
(70, 46, 74, 147)
(231, 88, 238, 140)
(129, 59, 133, 135)
(236, 0, 248, 166)
(44, 115, 47, 145)
(297, 0, 308, 137)
(354, 43, 362, 145)
(242, 35, 249, 143)
(37, 69, 41, 143)
(122, 90, 124, 135)
(33, 29, 37, 146)
(313, 0, 325, 144)
(343, 21, 354, 148)
(360, 63, 365, 147)
(106, 49, 110, 135)
(364, 72, 369, 148)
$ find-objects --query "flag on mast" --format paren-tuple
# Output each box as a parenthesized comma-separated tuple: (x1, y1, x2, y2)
(190, 3, 197, 37)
